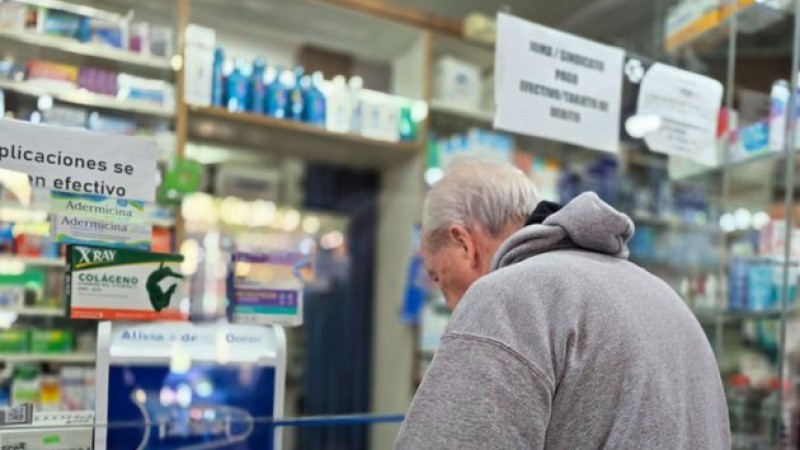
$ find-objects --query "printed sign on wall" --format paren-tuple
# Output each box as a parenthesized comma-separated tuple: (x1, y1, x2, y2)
(494, 13, 625, 153)
(0, 120, 158, 201)
(632, 61, 723, 166)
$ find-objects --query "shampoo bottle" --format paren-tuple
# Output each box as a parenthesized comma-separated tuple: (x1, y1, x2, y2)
(304, 71, 326, 127)
(250, 57, 267, 114)
(211, 47, 225, 107)
(289, 67, 305, 121)
(267, 67, 291, 119)
(225, 59, 247, 112)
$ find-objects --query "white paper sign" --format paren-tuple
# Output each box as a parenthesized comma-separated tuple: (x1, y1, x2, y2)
(635, 63, 723, 166)
(494, 13, 625, 153)
(0, 120, 158, 201)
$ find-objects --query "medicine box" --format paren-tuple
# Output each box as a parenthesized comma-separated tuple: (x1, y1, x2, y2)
(433, 56, 482, 110)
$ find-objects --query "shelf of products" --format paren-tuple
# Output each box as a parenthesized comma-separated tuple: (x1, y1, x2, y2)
(0, 78, 175, 118)
(0, 352, 94, 364)
(0, 256, 65, 268)
(0, 28, 173, 71)
(187, 106, 423, 169)
(429, 99, 494, 125)
(14, 0, 127, 23)
(7, 307, 65, 318)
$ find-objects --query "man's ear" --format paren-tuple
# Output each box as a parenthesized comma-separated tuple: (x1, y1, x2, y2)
(448, 224, 477, 266)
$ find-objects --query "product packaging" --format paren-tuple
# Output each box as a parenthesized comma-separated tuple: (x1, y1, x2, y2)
(433, 56, 482, 109)
(29, 329, 73, 353)
(748, 260, 774, 311)
(228, 251, 306, 327)
(184, 24, 216, 107)
(86, 18, 125, 49)
(0, 329, 29, 353)
(26, 60, 79, 89)
(0, 2, 26, 30)
(117, 73, 175, 109)
(304, 71, 326, 126)
(250, 57, 267, 114)
(289, 67, 304, 120)
(79, 67, 119, 96)
(42, 10, 83, 39)
(66, 244, 186, 321)
(267, 68, 291, 118)
(225, 60, 248, 112)
(324, 75, 351, 132)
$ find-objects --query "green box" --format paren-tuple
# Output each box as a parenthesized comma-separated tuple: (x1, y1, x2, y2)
(0, 329, 30, 353)
(29, 329, 73, 353)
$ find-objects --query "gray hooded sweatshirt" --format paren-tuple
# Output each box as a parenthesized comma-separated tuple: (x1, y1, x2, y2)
(396, 192, 730, 449)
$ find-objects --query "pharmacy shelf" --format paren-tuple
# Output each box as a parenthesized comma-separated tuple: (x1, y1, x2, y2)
(187, 106, 423, 170)
(0, 255, 65, 268)
(14, 0, 128, 23)
(429, 100, 494, 124)
(0, 352, 95, 364)
(0, 29, 173, 72)
(666, 1, 790, 54)
(632, 213, 717, 233)
(695, 308, 787, 325)
(10, 307, 66, 318)
(0, 79, 175, 118)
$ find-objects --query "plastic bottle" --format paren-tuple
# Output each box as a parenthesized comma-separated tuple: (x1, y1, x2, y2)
(289, 67, 305, 121)
(304, 71, 326, 127)
(348, 76, 364, 134)
(267, 67, 291, 119)
(326, 75, 349, 132)
(211, 47, 225, 107)
(399, 105, 416, 141)
(225, 59, 247, 113)
(249, 57, 267, 114)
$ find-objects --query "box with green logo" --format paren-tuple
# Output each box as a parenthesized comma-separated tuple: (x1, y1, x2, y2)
(0, 329, 30, 353)
(29, 329, 73, 353)
(66, 244, 187, 322)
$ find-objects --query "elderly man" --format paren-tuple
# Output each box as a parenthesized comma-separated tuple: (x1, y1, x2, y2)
(395, 161, 730, 449)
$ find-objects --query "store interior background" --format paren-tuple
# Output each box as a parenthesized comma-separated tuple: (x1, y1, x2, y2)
(0, 0, 799, 449)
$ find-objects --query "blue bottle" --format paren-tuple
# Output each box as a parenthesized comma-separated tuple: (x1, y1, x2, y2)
(303, 71, 326, 126)
(249, 57, 267, 114)
(211, 47, 225, 107)
(289, 67, 305, 121)
(225, 59, 247, 112)
(267, 67, 290, 119)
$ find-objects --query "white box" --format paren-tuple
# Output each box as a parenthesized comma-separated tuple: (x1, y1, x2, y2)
(433, 56, 481, 110)
(184, 24, 216, 106)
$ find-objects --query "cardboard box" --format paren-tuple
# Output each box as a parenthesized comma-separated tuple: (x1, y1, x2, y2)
(433, 56, 481, 110)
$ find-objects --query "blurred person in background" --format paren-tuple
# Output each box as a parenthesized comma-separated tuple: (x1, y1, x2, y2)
(395, 160, 730, 449)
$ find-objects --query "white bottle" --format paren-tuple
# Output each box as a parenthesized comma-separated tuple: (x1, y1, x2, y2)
(326, 75, 350, 133)
(348, 76, 364, 134)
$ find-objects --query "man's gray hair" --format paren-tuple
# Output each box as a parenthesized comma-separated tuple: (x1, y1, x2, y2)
(422, 160, 540, 251)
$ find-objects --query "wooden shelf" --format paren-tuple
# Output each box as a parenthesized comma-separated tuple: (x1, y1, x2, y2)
(0, 79, 175, 118)
(0, 352, 95, 363)
(429, 100, 494, 125)
(0, 28, 173, 72)
(187, 106, 423, 170)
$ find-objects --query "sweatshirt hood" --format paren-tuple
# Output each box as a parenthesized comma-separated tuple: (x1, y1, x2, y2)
(491, 192, 635, 270)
